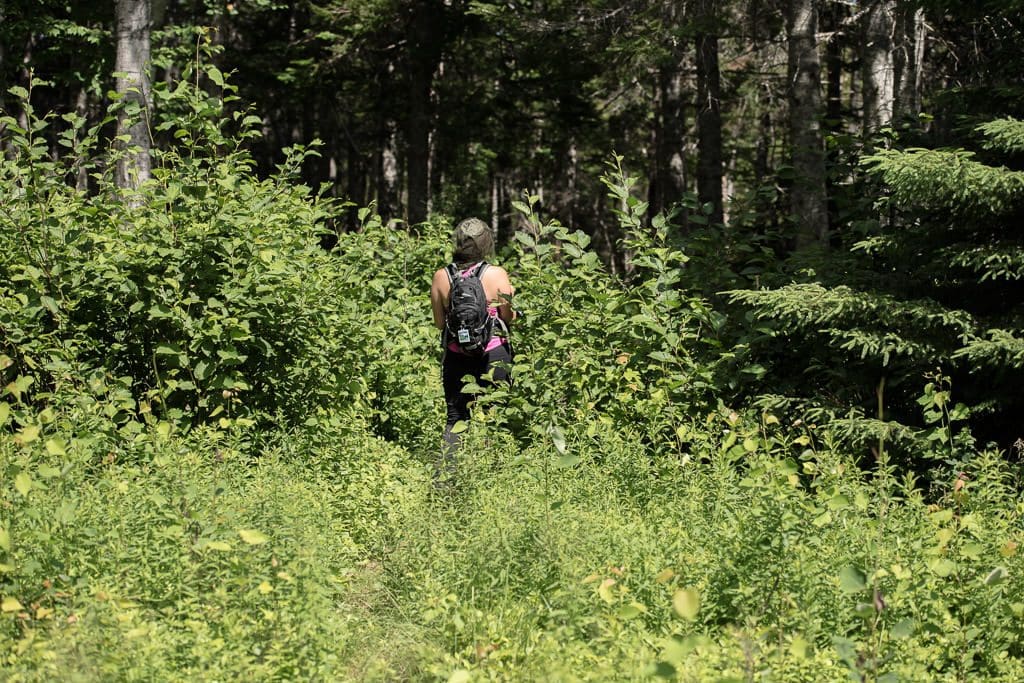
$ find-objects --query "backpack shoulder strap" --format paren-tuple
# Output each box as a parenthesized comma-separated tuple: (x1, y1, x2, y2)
(445, 263, 458, 285)
(473, 261, 489, 278)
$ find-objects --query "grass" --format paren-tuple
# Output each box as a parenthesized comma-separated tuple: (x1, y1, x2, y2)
(1, 408, 1022, 681)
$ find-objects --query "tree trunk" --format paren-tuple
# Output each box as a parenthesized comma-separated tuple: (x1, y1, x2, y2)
(862, 0, 897, 132)
(114, 0, 152, 191)
(651, 65, 688, 224)
(377, 118, 400, 225)
(405, 0, 444, 226)
(786, 0, 829, 249)
(896, 6, 927, 120)
(824, 1, 844, 129)
(695, 0, 724, 227)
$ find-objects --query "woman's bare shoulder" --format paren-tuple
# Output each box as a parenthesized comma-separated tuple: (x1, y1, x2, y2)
(483, 264, 510, 279)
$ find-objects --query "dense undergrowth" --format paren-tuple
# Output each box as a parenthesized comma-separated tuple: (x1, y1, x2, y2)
(2, 74, 1023, 681)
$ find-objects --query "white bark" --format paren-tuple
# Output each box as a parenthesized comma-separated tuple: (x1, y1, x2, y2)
(863, 0, 897, 131)
(115, 0, 152, 191)
(786, 0, 829, 248)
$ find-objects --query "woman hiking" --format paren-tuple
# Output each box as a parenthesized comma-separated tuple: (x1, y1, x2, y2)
(430, 218, 516, 474)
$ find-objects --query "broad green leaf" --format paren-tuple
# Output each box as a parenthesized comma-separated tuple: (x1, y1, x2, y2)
(1, 597, 23, 612)
(891, 619, 916, 639)
(238, 529, 269, 545)
(5, 375, 33, 401)
(672, 587, 700, 620)
(554, 454, 580, 469)
(447, 670, 471, 683)
(204, 541, 232, 552)
(929, 558, 957, 577)
(15, 424, 39, 445)
(0, 402, 8, 426)
(14, 473, 32, 496)
(208, 66, 225, 87)
(827, 494, 851, 510)
(44, 438, 66, 456)
(838, 565, 866, 593)
(37, 464, 61, 479)
(0, 528, 9, 552)
(618, 602, 646, 619)
(654, 568, 675, 584)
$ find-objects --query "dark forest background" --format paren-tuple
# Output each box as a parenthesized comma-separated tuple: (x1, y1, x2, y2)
(3, 0, 1023, 455)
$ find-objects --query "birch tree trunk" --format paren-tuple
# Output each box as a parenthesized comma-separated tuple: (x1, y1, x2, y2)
(862, 0, 897, 131)
(896, 6, 927, 120)
(786, 0, 829, 248)
(114, 0, 151, 191)
(695, 0, 724, 227)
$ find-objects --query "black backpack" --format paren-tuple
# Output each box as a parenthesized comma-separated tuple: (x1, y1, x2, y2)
(445, 262, 493, 354)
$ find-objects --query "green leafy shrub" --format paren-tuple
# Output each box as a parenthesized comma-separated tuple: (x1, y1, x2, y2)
(1, 70, 357, 429)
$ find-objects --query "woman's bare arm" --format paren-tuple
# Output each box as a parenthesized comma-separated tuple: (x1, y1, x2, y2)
(430, 268, 450, 330)
(486, 266, 516, 325)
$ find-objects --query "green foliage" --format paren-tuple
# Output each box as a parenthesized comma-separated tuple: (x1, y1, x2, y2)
(2, 64, 1024, 682)
(861, 147, 1024, 215)
(1, 69, 356, 427)
(5, 395, 1023, 680)
(727, 115, 1024, 457)
(977, 117, 1024, 154)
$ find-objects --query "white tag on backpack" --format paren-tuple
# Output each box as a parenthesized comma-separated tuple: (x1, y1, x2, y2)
(458, 328, 471, 344)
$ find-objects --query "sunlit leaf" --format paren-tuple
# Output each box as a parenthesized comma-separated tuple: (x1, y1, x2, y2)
(672, 587, 700, 620)
(1, 597, 23, 612)
(44, 438, 66, 456)
(618, 602, 645, 619)
(14, 473, 32, 496)
(238, 529, 269, 545)
(14, 425, 40, 445)
(929, 558, 957, 577)
(654, 568, 675, 584)
(838, 566, 866, 593)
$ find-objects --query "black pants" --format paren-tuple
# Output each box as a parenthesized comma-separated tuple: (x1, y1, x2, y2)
(441, 343, 512, 454)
